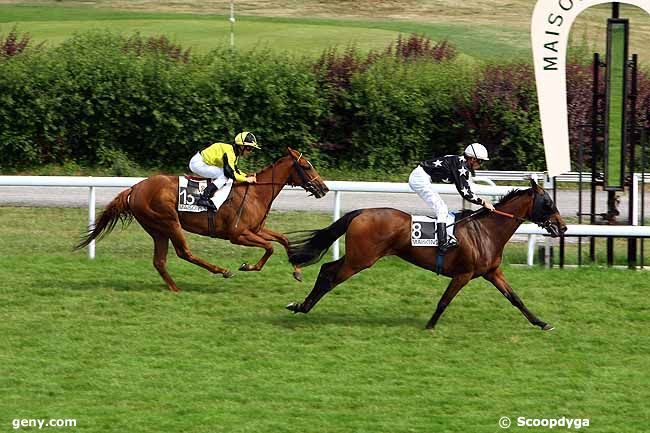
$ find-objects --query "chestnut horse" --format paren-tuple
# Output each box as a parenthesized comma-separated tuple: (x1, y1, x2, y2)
(76, 147, 328, 292)
(286, 179, 567, 331)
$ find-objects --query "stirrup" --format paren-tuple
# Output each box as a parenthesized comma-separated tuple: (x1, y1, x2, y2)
(438, 236, 458, 253)
(197, 197, 217, 211)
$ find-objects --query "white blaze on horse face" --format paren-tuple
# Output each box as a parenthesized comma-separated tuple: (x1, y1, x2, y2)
(531, 0, 650, 178)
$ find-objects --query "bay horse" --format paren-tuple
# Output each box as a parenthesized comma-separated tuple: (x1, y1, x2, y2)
(286, 179, 567, 331)
(75, 147, 328, 292)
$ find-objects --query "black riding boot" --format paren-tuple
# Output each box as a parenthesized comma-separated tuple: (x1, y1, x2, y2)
(436, 222, 458, 253)
(196, 182, 218, 210)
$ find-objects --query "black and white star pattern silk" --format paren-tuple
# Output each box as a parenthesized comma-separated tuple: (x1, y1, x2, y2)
(418, 155, 484, 206)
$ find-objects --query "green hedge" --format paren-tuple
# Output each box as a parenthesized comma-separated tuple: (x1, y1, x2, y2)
(0, 31, 326, 172)
(0, 31, 548, 176)
(343, 59, 473, 172)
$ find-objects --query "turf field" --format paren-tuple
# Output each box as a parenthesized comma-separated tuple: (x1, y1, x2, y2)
(0, 4, 528, 59)
(2, 2, 650, 60)
(1, 207, 648, 432)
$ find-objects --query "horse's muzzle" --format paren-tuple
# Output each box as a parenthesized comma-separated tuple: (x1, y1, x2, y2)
(306, 181, 329, 199)
(546, 222, 567, 238)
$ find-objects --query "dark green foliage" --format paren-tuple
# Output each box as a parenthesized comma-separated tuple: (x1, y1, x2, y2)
(458, 62, 545, 170)
(0, 31, 325, 172)
(311, 35, 464, 172)
(7, 30, 648, 176)
(341, 59, 473, 171)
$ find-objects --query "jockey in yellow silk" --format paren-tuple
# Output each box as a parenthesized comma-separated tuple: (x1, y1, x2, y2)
(189, 132, 260, 210)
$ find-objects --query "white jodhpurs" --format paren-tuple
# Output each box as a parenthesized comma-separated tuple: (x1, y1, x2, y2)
(189, 152, 228, 188)
(408, 165, 449, 223)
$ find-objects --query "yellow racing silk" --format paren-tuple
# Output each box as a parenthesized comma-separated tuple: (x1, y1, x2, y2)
(200, 142, 248, 182)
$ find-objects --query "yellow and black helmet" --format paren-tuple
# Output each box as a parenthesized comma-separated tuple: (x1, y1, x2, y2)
(234, 131, 260, 149)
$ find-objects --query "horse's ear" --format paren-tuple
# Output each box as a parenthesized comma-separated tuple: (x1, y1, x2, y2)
(286, 146, 295, 154)
(529, 177, 540, 189)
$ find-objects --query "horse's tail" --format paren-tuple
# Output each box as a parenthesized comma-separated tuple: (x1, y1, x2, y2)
(287, 209, 364, 267)
(74, 188, 134, 250)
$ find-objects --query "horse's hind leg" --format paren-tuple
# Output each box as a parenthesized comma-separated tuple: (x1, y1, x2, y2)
(139, 224, 183, 293)
(230, 230, 275, 273)
(257, 227, 303, 281)
(151, 234, 182, 293)
(167, 224, 234, 279)
(287, 258, 343, 313)
(484, 268, 553, 331)
(426, 272, 473, 330)
(287, 256, 370, 314)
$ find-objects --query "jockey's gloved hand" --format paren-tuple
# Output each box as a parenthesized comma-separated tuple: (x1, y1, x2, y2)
(482, 198, 495, 211)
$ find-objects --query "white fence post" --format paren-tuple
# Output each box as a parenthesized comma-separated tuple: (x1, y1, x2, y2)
(527, 235, 537, 266)
(332, 191, 342, 260)
(633, 174, 639, 226)
(88, 186, 96, 259)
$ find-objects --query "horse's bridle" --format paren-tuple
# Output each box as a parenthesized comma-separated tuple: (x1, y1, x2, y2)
(529, 191, 558, 231)
(291, 153, 324, 197)
(494, 191, 555, 230)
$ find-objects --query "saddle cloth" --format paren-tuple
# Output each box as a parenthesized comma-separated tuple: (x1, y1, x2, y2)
(411, 213, 456, 247)
(177, 177, 233, 213)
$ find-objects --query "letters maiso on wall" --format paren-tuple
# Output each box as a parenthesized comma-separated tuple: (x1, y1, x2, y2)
(530, 0, 650, 177)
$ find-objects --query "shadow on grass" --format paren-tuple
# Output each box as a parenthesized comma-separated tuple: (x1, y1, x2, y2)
(41, 275, 236, 294)
(264, 310, 426, 329)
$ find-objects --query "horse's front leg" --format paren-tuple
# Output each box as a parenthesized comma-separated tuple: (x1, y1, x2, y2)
(426, 272, 473, 330)
(230, 230, 274, 272)
(483, 268, 554, 331)
(257, 227, 302, 281)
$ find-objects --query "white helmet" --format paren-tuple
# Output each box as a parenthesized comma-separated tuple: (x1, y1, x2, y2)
(464, 142, 489, 161)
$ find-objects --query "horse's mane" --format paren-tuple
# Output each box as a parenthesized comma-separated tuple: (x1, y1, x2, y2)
(255, 153, 291, 175)
(456, 188, 530, 220)
(496, 188, 530, 206)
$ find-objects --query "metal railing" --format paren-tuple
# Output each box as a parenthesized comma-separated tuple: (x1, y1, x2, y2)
(2, 175, 650, 266)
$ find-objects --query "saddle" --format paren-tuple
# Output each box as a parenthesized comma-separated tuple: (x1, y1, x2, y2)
(410, 212, 458, 247)
(177, 176, 233, 213)
(411, 212, 461, 275)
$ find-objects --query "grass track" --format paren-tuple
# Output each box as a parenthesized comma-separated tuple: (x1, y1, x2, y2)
(1, 207, 649, 432)
(0, 5, 531, 58)
(2, 3, 650, 60)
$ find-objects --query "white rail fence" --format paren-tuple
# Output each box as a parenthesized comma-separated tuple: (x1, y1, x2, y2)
(1, 175, 649, 266)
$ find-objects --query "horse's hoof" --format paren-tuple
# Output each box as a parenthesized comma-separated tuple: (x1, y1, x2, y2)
(286, 302, 300, 313)
(222, 270, 235, 278)
(239, 263, 248, 271)
(293, 271, 302, 282)
(542, 323, 555, 331)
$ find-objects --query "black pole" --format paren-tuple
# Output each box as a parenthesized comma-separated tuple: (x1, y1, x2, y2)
(640, 128, 650, 267)
(578, 127, 585, 266)
(628, 54, 638, 269)
(590, 53, 601, 263)
(612, 3, 620, 19)
(551, 177, 564, 267)
(607, 190, 615, 266)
